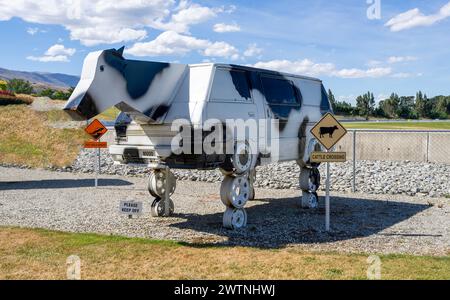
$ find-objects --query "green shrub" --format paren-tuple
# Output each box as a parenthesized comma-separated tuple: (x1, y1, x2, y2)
(0, 80, 7, 91)
(7, 79, 34, 94)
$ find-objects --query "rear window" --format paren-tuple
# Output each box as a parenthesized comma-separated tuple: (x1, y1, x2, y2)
(320, 85, 331, 111)
(210, 68, 251, 102)
(261, 76, 299, 105)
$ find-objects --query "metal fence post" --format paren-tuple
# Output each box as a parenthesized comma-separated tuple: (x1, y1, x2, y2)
(352, 130, 356, 193)
(426, 132, 430, 163)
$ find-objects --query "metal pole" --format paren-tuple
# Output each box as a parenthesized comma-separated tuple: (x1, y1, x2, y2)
(164, 168, 170, 216)
(95, 137, 100, 188)
(426, 132, 430, 163)
(352, 131, 356, 193)
(325, 149, 330, 232)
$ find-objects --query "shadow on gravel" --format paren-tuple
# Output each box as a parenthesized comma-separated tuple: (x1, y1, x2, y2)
(170, 195, 430, 249)
(0, 179, 133, 190)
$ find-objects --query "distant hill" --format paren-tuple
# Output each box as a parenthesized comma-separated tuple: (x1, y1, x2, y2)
(0, 67, 80, 90)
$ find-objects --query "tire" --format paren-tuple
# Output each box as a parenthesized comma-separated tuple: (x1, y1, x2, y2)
(223, 207, 247, 229)
(230, 141, 256, 175)
(148, 170, 176, 197)
(300, 191, 319, 209)
(299, 167, 320, 192)
(248, 186, 255, 201)
(150, 198, 174, 217)
(220, 175, 250, 208)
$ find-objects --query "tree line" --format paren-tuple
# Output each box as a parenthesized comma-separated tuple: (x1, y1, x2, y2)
(327, 89, 450, 120)
(0, 78, 74, 101)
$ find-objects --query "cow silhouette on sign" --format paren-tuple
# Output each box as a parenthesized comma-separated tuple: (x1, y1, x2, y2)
(319, 126, 339, 138)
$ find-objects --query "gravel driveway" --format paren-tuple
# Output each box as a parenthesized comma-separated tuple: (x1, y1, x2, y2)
(70, 149, 450, 198)
(0, 166, 448, 256)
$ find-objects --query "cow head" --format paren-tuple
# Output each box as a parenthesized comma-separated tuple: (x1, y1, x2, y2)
(63, 47, 127, 120)
(64, 47, 187, 123)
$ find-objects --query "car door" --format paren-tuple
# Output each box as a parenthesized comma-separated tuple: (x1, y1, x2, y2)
(259, 74, 303, 161)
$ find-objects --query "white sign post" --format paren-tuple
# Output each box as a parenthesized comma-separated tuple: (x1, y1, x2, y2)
(84, 119, 108, 189)
(95, 142, 100, 188)
(325, 149, 331, 232)
(310, 113, 348, 232)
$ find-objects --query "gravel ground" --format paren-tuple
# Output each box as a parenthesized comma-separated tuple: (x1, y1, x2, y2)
(0, 166, 449, 256)
(30, 97, 65, 111)
(29, 98, 85, 129)
(70, 149, 450, 198)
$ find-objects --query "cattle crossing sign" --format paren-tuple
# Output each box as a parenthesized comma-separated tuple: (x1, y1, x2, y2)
(310, 113, 347, 150)
(310, 112, 347, 232)
(311, 151, 346, 163)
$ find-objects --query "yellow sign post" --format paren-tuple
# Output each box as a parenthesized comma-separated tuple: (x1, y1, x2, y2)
(310, 113, 347, 150)
(310, 113, 347, 232)
(311, 151, 346, 163)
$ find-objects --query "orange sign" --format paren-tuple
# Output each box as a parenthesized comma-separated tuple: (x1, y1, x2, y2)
(85, 119, 108, 140)
(84, 141, 108, 149)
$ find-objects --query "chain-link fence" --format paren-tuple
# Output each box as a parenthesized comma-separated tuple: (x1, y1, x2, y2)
(330, 130, 450, 197)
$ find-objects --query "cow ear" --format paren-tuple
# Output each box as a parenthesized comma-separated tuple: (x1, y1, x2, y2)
(117, 46, 125, 56)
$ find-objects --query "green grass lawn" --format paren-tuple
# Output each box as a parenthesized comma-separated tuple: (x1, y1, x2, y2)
(0, 227, 448, 280)
(343, 121, 450, 130)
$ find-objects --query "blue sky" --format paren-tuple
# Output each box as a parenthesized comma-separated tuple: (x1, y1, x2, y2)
(0, 0, 449, 104)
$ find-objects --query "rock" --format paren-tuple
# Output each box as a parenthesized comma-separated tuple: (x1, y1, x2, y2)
(30, 149, 445, 199)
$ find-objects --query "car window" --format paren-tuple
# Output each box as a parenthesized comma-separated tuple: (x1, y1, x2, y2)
(321, 85, 331, 111)
(261, 76, 299, 105)
(210, 68, 251, 102)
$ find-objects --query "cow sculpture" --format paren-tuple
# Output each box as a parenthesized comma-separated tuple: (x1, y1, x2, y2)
(63, 47, 333, 229)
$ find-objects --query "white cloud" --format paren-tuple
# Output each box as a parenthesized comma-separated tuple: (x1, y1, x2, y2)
(26, 27, 47, 35)
(253, 59, 392, 79)
(203, 41, 239, 60)
(367, 60, 383, 67)
(387, 56, 417, 64)
(213, 22, 241, 33)
(27, 55, 70, 62)
(172, 3, 217, 28)
(0, 0, 231, 46)
(221, 4, 237, 14)
(27, 44, 76, 63)
(334, 67, 392, 78)
(152, 2, 220, 33)
(391, 73, 412, 78)
(254, 59, 334, 77)
(27, 27, 38, 35)
(243, 43, 263, 57)
(46, 44, 76, 57)
(369, 56, 418, 66)
(385, 2, 450, 32)
(126, 31, 239, 60)
(391, 72, 423, 78)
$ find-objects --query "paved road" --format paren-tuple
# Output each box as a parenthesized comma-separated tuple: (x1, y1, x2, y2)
(0, 167, 448, 255)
